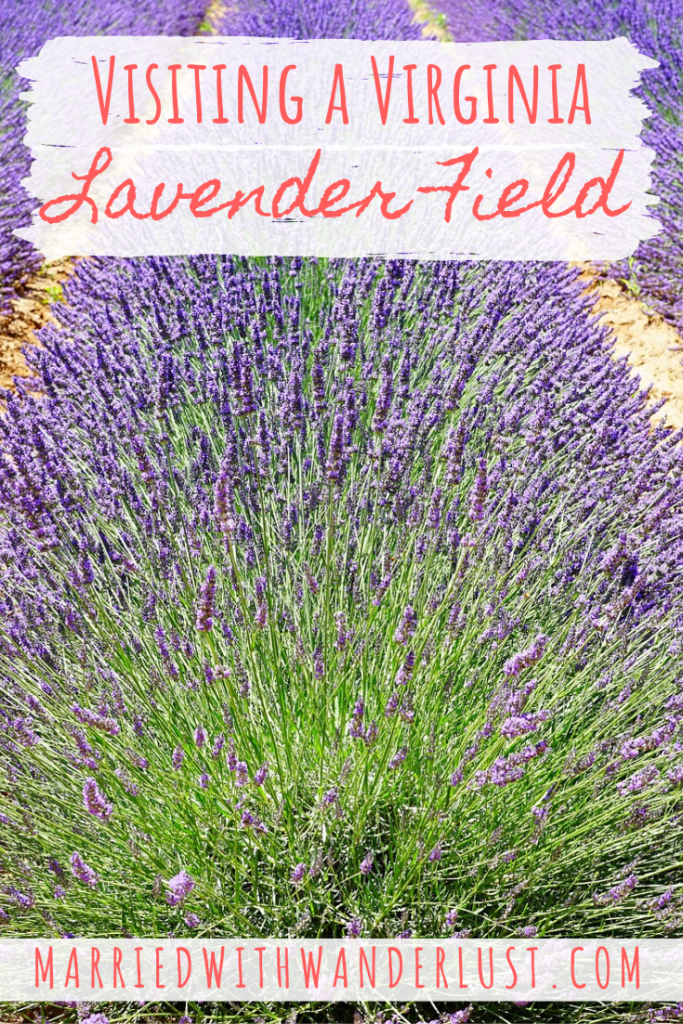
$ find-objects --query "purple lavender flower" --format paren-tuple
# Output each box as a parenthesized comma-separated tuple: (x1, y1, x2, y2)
(348, 699, 365, 739)
(9, 887, 34, 909)
(363, 720, 378, 747)
(82, 778, 113, 822)
(166, 869, 194, 907)
(617, 765, 660, 795)
(291, 862, 306, 884)
(326, 413, 345, 482)
(302, 564, 318, 594)
(468, 457, 488, 522)
(503, 636, 548, 677)
(372, 356, 393, 434)
(172, 746, 184, 770)
(115, 768, 138, 796)
(184, 913, 200, 929)
(334, 611, 351, 650)
(389, 746, 407, 770)
(194, 726, 207, 749)
(48, 859, 63, 877)
(594, 874, 639, 906)
(211, 734, 225, 760)
(395, 650, 415, 686)
(360, 852, 374, 875)
(501, 714, 541, 738)
(346, 916, 362, 938)
(240, 809, 267, 833)
(198, 773, 210, 789)
(195, 566, 217, 632)
(254, 575, 268, 630)
(322, 787, 338, 806)
(126, 749, 148, 771)
(444, 1010, 472, 1024)
(385, 691, 400, 718)
(253, 763, 268, 787)
(53, 885, 66, 900)
(71, 705, 119, 736)
(394, 605, 417, 645)
(70, 853, 99, 888)
(428, 842, 442, 862)
(235, 762, 249, 788)
(445, 909, 458, 928)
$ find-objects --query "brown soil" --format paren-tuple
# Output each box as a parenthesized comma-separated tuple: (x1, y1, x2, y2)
(0, 259, 74, 392)
(409, 0, 451, 37)
(579, 268, 683, 430)
(201, 0, 232, 31)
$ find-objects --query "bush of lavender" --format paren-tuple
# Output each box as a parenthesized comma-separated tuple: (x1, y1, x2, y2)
(1, 254, 683, 974)
(432, 0, 683, 333)
(0, 0, 205, 314)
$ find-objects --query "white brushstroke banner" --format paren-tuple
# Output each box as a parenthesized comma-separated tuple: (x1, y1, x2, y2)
(0, 938, 681, 1001)
(15, 37, 659, 260)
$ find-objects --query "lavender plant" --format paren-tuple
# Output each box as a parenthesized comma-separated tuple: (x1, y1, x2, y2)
(0, 0, 205, 314)
(432, 0, 683, 332)
(1, 254, 683, 965)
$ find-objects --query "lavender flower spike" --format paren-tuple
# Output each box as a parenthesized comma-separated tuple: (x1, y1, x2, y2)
(83, 777, 113, 822)
(394, 604, 417, 644)
(166, 869, 195, 907)
(503, 635, 548, 677)
(70, 852, 99, 888)
(195, 566, 217, 632)
(291, 862, 306, 884)
(360, 852, 374, 875)
(468, 457, 488, 522)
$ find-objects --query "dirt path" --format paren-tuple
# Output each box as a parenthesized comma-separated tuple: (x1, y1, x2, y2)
(0, 259, 73, 391)
(579, 269, 683, 430)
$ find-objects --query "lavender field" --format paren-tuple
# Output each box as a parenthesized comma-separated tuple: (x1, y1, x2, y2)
(1, 1, 683, 1023)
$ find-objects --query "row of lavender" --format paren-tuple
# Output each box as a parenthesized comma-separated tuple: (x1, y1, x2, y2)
(4, 254, 683, 1020)
(434, 0, 683, 332)
(0, 0, 205, 315)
